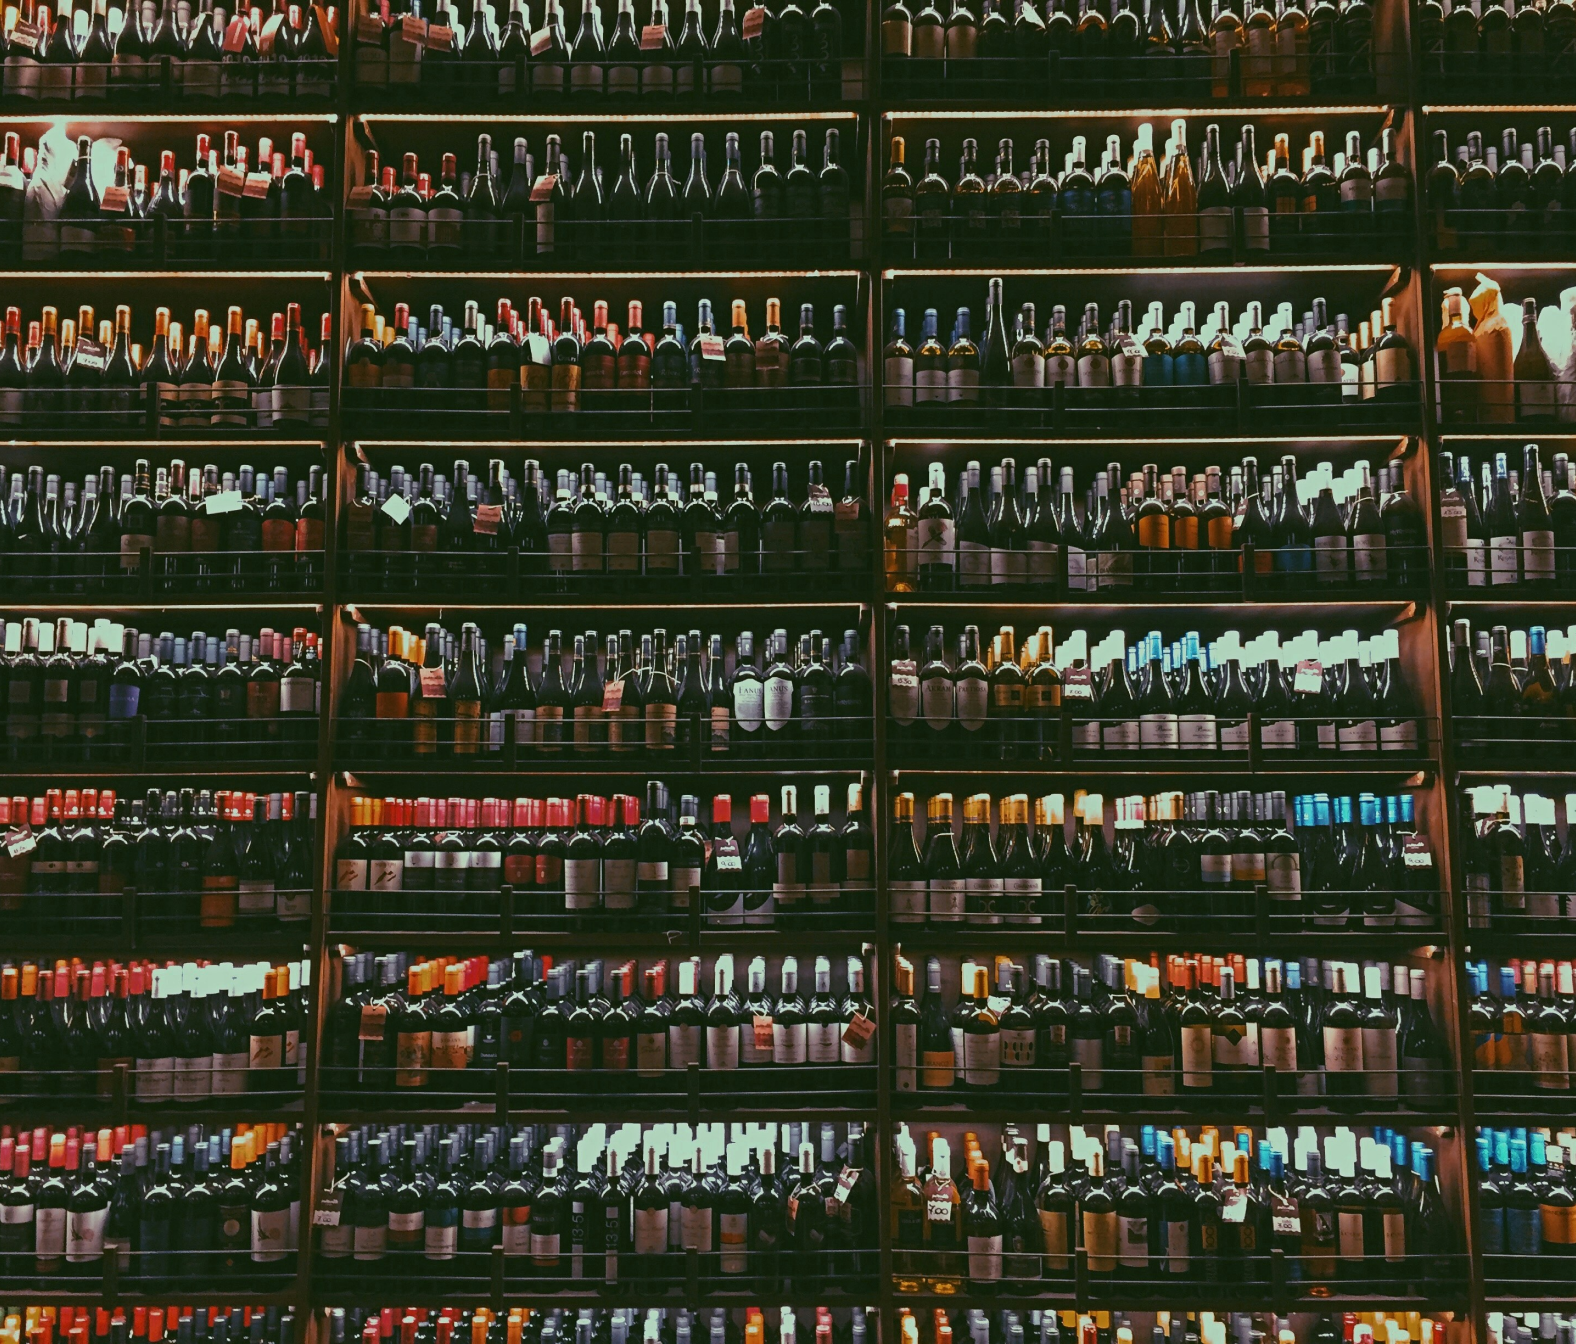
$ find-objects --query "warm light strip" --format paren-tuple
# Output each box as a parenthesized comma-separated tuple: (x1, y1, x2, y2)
(885, 263, 1396, 279)
(1423, 103, 1576, 113)
(888, 434, 1410, 446)
(0, 270, 334, 281)
(886, 104, 1394, 120)
(355, 438, 866, 448)
(354, 270, 864, 281)
(0, 112, 339, 124)
(361, 110, 857, 125)
(1432, 261, 1576, 272)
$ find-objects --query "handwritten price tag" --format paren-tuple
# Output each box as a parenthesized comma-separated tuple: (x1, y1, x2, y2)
(841, 1011, 875, 1049)
(752, 1014, 774, 1051)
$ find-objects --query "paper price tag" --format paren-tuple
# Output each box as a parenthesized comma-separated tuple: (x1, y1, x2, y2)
(355, 9, 383, 39)
(1293, 658, 1324, 695)
(358, 1003, 387, 1041)
(716, 853, 742, 871)
(841, 1012, 875, 1050)
(217, 165, 247, 197)
(890, 671, 918, 689)
(699, 335, 726, 361)
(425, 21, 452, 47)
(833, 499, 860, 521)
(602, 679, 624, 712)
(741, 4, 765, 37)
(206, 489, 244, 516)
(312, 1193, 343, 1227)
(528, 25, 552, 52)
(419, 666, 448, 696)
(752, 1014, 773, 1050)
(400, 12, 427, 40)
(347, 184, 378, 206)
(12, 20, 40, 42)
(529, 173, 559, 203)
(99, 185, 129, 213)
(639, 21, 665, 45)
(71, 338, 107, 372)
(473, 502, 502, 535)
(243, 172, 273, 199)
(1061, 664, 1093, 700)
(380, 492, 411, 524)
(1403, 835, 1434, 868)
(5, 826, 35, 859)
(834, 1166, 860, 1203)
(1221, 1186, 1248, 1223)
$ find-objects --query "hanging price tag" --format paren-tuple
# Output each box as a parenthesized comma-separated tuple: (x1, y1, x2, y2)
(5, 826, 35, 859)
(639, 21, 665, 45)
(380, 492, 411, 524)
(358, 1003, 387, 1041)
(740, 4, 765, 37)
(425, 21, 452, 47)
(529, 173, 558, 203)
(834, 1166, 861, 1203)
(71, 338, 107, 372)
(99, 185, 130, 213)
(473, 502, 502, 535)
(602, 679, 624, 712)
(1293, 658, 1324, 695)
(399, 12, 427, 41)
(347, 184, 378, 206)
(834, 499, 860, 521)
(419, 666, 448, 696)
(312, 1193, 343, 1227)
(206, 489, 244, 515)
(716, 852, 742, 871)
(698, 335, 726, 361)
(1061, 664, 1093, 700)
(217, 165, 247, 197)
(841, 1011, 875, 1050)
(528, 25, 553, 53)
(752, 1014, 774, 1051)
(243, 172, 273, 199)
(354, 10, 383, 39)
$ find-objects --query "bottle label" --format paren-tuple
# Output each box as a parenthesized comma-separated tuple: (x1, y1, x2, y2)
(1181, 1023, 1213, 1087)
(999, 1027, 1035, 1067)
(1241, 204, 1269, 251)
(720, 1212, 748, 1273)
(1308, 348, 1342, 382)
(1524, 529, 1556, 580)
(1322, 1024, 1363, 1071)
(1379, 719, 1418, 752)
(1101, 718, 1140, 750)
(65, 1207, 107, 1263)
(1244, 348, 1275, 384)
(967, 1233, 1003, 1282)
(707, 1025, 740, 1070)
(1082, 1209, 1118, 1272)
(1039, 1208, 1070, 1270)
(563, 857, 600, 909)
(929, 876, 965, 921)
(669, 1022, 703, 1069)
(1139, 712, 1180, 749)
(771, 1022, 806, 1064)
(252, 1207, 290, 1262)
(1118, 1214, 1149, 1269)
(1266, 850, 1301, 894)
(764, 678, 794, 730)
(1337, 719, 1378, 751)
(1374, 345, 1412, 387)
(962, 1029, 1001, 1087)
(885, 355, 915, 406)
(918, 517, 955, 565)
(1199, 204, 1233, 252)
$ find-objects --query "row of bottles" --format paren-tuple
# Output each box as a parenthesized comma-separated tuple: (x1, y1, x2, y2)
(339, 623, 870, 759)
(1433, 274, 1574, 426)
(0, 303, 329, 430)
(1467, 961, 1576, 1093)
(882, 288, 1414, 405)
(879, 0, 1379, 99)
(1458, 783, 1576, 926)
(354, 0, 845, 104)
(0, 959, 309, 1100)
(887, 1121, 1453, 1289)
(885, 786, 1436, 928)
(891, 951, 1448, 1101)
(881, 124, 1410, 258)
(886, 621, 1421, 761)
(0, 617, 321, 760)
(883, 454, 1424, 594)
(0, 1122, 302, 1283)
(1423, 126, 1576, 252)
(341, 295, 860, 404)
(1, 460, 327, 595)
(314, 1120, 876, 1286)
(332, 782, 871, 927)
(339, 456, 868, 589)
(321, 950, 875, 1090)
(348, 129, 853, 262)
(0, 784, 315, 930)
